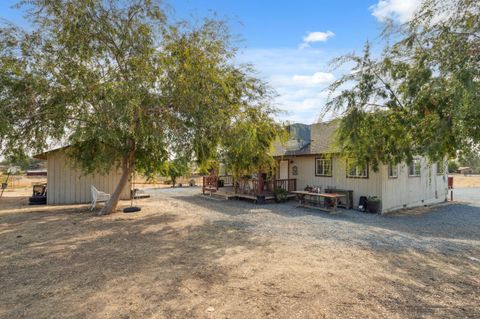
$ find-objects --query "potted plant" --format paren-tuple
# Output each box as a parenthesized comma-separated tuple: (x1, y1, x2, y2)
(367, 196, 382, 214)
(274, 187, 288, 203)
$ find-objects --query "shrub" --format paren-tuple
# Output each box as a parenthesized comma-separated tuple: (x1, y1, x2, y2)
(274, 188, 288, 203)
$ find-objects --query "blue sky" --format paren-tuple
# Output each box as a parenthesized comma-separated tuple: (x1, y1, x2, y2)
(0, 0, 421, 124)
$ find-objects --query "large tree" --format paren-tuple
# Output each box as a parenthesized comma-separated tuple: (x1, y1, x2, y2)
(0, 0, 280, 214)
(326, 0, 479, 169)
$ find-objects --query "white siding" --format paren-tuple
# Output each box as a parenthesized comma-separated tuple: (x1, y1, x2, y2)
(284, 155, 448, 213)
(288, 155, 382, 208)
(381, 160, 448, 213)
(46, 151, 131, 205)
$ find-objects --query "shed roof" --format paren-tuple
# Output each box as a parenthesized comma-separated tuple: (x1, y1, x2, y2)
(33, 145, 70, 160)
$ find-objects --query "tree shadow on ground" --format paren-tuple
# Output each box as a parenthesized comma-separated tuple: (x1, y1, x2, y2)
(169, 192, 480, 247)
(0, 205, 269, 318)
(366, 249, 480, 318)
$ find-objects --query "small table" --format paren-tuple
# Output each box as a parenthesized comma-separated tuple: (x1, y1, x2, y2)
(291, 191, 345, 213)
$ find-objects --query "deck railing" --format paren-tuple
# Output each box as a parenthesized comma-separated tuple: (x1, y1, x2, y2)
(250, 178, 297, 195)
(274, 179, 297, 192)
(204, 175, 297, 196)
(219, 175, 234, 186)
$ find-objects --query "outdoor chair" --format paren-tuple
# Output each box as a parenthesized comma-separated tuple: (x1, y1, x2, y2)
(90, 185, 111, 211)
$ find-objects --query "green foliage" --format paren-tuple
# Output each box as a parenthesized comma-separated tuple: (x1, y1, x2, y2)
(0, 1, 282, 213)
(2, 154, 43, 171)
(448, 160, 459, 173)
(327, 0, 480, 169)
(457, 150, 480, 173)
(159, 158, 190, 187)
(221, 106, 286, 178)
(274, 187, 288, 203)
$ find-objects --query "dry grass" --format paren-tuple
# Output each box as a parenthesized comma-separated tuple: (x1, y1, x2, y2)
(450, 173, 480, 188)
(0, 189, 479, 318)
(0, 175, 46, 188)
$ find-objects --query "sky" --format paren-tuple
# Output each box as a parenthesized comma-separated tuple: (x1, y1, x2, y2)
(0, 0, 422, 124)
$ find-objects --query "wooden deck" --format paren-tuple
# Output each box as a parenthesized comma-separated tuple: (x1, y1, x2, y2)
(202, 175, 297, 203)
(203, 186, 296, 203)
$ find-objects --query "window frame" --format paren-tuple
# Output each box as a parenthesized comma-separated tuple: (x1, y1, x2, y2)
(315, 155, 332, 177)
(388, 164, 398, 179)
(436, 161, 445, 175)
(408, 159, 421, 177)
(346, 160, 369, 179)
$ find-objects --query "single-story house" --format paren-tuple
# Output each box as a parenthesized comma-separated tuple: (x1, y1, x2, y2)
(457, 167, 473, 175)
(273, 122, 448, 213)
(34, 147, 131, 205)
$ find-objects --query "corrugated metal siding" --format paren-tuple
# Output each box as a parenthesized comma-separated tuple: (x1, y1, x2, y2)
(46, 151, 131, 205)
(381, 160, 448, 212)
(288, 156, 382, 208)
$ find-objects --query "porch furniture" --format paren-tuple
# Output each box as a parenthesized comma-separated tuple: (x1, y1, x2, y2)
(202, 175, 219, 195)
(325, 188, 354, 209)
(90, 185, 111, 211)
(291, 191, 345, 213)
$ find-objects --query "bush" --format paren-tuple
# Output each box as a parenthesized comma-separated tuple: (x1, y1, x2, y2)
(274, 188, 288, 203)
(448, 160, 459, 173)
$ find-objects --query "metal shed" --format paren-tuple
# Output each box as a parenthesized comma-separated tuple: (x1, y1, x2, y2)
(34, 147, 131, 205)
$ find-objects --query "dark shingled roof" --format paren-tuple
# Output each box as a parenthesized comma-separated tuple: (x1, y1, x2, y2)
(273, 121, 339, 157)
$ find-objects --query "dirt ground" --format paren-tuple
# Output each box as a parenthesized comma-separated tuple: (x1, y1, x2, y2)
(450, 173, 480, 188)
(0, 188, 479, 319)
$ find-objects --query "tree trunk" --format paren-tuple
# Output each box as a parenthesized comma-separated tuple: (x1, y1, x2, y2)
(98, 152, 133, 216)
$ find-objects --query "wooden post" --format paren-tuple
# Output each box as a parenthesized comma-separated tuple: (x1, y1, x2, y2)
(257, 171, 264, 195)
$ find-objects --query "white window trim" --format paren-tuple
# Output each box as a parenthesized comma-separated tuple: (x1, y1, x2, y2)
(409, 159, 421, 177)
(388, 164, 398, 179)
(346, 160, 368, 178)
(315, 157, 332, 177)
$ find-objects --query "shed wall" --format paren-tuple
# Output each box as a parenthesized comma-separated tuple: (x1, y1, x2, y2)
(47, 151, 131, 205)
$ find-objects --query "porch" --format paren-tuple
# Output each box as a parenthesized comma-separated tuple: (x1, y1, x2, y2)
(202, 175, 297, 203)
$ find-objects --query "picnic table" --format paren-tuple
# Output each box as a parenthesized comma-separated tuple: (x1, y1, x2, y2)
(291, 191, 345, 213)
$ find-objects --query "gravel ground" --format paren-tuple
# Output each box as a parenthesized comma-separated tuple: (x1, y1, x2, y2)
(147, 187, 480, 256)
(1, 186, 479, 318)
(453, 187, 480, 204)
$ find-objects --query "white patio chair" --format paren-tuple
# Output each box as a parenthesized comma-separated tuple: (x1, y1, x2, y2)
(90, 185, 111, 211)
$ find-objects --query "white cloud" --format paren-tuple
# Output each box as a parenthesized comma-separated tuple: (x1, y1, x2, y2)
(292, 72, 334, 86)
(237, 48, 340, 124)
(370, 0, 421, 23)
(300, 31, 335, 49)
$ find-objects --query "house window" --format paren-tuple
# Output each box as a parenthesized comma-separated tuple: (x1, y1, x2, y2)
(437, 161, 445, 175)
(409, 159, 421, 176)
(388, 164, 398, 178)
(315, 156, 332, 176)
(346, 160, 368, 178)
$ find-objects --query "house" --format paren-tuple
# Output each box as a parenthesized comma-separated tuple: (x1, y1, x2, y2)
(273, 121, 448, 213)
(457, 167, 473, 175)
(34, 147, 131, 205)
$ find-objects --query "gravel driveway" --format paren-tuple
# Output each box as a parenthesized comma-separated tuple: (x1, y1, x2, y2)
(147, 187, 480, 257)
(454, 187, 480, 204)
(2, 186, 479, 318)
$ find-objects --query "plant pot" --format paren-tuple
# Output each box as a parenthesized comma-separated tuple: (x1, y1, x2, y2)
(367, 200, 381, 214)
(256, 195, 266, 204)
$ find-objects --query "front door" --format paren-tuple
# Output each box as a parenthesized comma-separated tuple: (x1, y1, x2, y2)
(279, 160, 289, 180)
